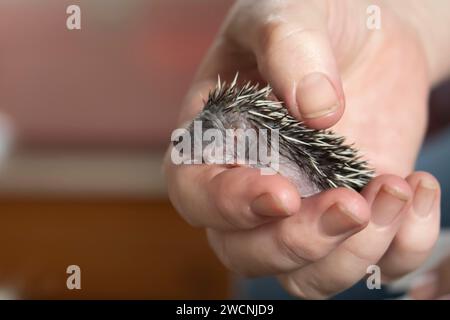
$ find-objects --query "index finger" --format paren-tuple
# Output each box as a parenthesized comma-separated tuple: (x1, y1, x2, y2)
(165, 155, 300, 230)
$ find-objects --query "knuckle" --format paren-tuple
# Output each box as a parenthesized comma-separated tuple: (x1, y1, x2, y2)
(208, 232, 252, 276)
(281, 275, 330, 300)
(212, 193, 251, 229)
(257, 20, 291, 61)
(209, 177, 241, 228)
(280, 275, 309, 299)
(299, 243, 328, 262)
(207, 232, 235, 272)
(341, 239, 381, 264)
(210, 175, 262, 230)
(278, 226, 325, 263)
(257, 21, 319, 62)
(213, 186, 232, 217)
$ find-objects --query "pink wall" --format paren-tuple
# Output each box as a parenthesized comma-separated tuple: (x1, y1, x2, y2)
(0, 0, 232, 148)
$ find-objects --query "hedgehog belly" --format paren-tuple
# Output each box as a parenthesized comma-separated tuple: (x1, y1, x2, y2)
(230, 142, 324, 197)
(229, 113, 323, 197)
(275, 156, 323, 197)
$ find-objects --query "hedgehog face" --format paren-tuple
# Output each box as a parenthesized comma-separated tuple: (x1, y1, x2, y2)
(182, 107, 277, 171)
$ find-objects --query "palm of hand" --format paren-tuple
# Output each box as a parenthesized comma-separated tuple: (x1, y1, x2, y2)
(332, 16, 429, 177)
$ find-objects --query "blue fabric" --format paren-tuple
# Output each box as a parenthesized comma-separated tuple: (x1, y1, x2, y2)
(236, 127, 450, 299)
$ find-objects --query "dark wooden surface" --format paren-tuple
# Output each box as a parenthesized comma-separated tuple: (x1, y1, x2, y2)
(0, 198, 229, 299)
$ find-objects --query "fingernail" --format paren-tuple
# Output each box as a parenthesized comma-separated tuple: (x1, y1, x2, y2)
(413, 179, 438, 217)
(250, 193, 292, 217)
(296, 72, 340, 119)
(372, 185, 409, 226)
(320, 203, 364, 237)
(410, 273, 438, 300)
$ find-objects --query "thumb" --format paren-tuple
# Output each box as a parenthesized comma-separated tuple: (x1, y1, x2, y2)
(242, 4, 345, 129)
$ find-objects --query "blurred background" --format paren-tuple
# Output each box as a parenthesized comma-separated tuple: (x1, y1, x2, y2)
(0, 0, 235, 299)
(0, 0, 448, 300)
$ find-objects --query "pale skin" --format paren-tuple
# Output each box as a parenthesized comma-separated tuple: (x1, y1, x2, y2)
(164, 0, 450, 298)
(410, 255, 450, 300)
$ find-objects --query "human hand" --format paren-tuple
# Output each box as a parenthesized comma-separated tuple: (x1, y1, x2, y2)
(164, 0, 444, 298)
(409, 255, 450, 300)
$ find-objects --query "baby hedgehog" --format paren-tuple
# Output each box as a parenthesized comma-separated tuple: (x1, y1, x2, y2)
(179, 75, 374, 197)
